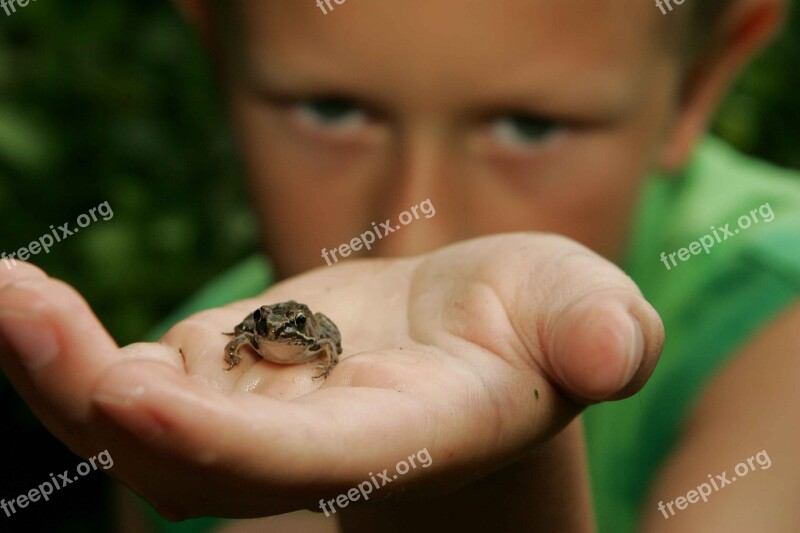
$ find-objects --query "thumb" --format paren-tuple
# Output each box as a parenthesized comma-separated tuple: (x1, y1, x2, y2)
(544, 288, 663, 403)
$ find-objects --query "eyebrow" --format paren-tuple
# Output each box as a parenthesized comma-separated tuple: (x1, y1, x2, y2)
(471, 62, 640, 122)
(243, 57, 637, 124)
(243, 75, 393, 122)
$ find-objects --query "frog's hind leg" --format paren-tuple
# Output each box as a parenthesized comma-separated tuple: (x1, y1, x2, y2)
(310, 339, 340, 379)
(314, 313, 343, 352)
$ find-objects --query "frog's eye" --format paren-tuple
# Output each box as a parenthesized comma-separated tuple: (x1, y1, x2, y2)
(294, 313, 307, 328)
(253, 309, 262, 322)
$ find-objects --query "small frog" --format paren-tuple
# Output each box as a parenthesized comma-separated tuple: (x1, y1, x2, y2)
(223, 301, 342, 378)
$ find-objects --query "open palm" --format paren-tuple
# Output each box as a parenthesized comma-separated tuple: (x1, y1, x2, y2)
(0, 233, 663, 520)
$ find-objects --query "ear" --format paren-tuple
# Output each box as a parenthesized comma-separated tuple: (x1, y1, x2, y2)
(658, 0, 785, 172)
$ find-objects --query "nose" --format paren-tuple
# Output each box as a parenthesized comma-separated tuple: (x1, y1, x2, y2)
(369, 124, 453, 258)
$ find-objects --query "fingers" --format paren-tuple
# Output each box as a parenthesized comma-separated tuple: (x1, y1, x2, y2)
(544, 287, 662, 402)
(90, 362, 441, 518)
(507, 238, 664, 403)
(91, 358, 389, 477)
(427, 233, 664, 404)
(0, 262, 122, 441)
(90, 355, 438, 472)
(120, 342, 185, 370)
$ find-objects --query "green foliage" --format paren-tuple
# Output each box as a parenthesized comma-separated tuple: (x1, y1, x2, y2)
(0, 5, 257, 529)
(713, 3, 800, 168)
(0, 1, 258, 345)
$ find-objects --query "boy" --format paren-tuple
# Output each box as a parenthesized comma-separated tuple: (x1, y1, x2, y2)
(0, 0, 798, 531)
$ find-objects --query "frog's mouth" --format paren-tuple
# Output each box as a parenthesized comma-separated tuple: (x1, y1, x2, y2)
(262, 342, 312, 365)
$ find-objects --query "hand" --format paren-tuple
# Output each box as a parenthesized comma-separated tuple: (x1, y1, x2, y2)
(0, 233, 663, 520)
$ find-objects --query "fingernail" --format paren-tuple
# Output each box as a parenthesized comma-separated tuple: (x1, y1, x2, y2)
(0, 314, 59, 370)
(93, 387, 166, 442)
(621, 316, 644, 388)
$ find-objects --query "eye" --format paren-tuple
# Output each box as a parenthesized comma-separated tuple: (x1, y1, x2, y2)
(488, 114, 563, 149)
(292, 98, 368, 131)
(253, 309, 269, 336)
(294, 313, 307, 328)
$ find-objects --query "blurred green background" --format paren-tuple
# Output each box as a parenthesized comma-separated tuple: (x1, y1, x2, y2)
(0, 1, 798, 531)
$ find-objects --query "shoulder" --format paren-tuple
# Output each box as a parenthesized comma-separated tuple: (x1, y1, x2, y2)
(585, 139, 800, 531)
(625, 138, 800, 401)
(626, 137, 800, 387)
(640, 300, 800, 530)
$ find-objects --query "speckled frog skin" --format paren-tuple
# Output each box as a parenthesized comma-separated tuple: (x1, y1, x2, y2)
(224, 301, 342, 378)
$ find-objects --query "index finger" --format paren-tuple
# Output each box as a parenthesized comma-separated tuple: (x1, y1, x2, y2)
(0, 263, 123, 442)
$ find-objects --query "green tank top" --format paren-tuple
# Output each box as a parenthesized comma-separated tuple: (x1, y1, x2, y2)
(144, 137, 800, 533)
(586, 137, 800, 532)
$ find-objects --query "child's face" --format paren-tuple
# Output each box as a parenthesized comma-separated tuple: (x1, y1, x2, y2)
(222, 0, 684, 276)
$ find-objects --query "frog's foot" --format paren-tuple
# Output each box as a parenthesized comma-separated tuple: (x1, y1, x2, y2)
(311, 341, 340, 379)
(225, 354, 240, 371)
(224, 341, 242, 371)
(224, 333, 258, 371)
(312, 362, 335, 380)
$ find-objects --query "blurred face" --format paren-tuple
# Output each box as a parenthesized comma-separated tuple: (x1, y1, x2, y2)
(221, 0, 684, 277)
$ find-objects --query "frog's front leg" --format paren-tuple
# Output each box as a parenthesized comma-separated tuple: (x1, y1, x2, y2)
(310, 338, 340, 379)
(224, 332, 259, 370)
